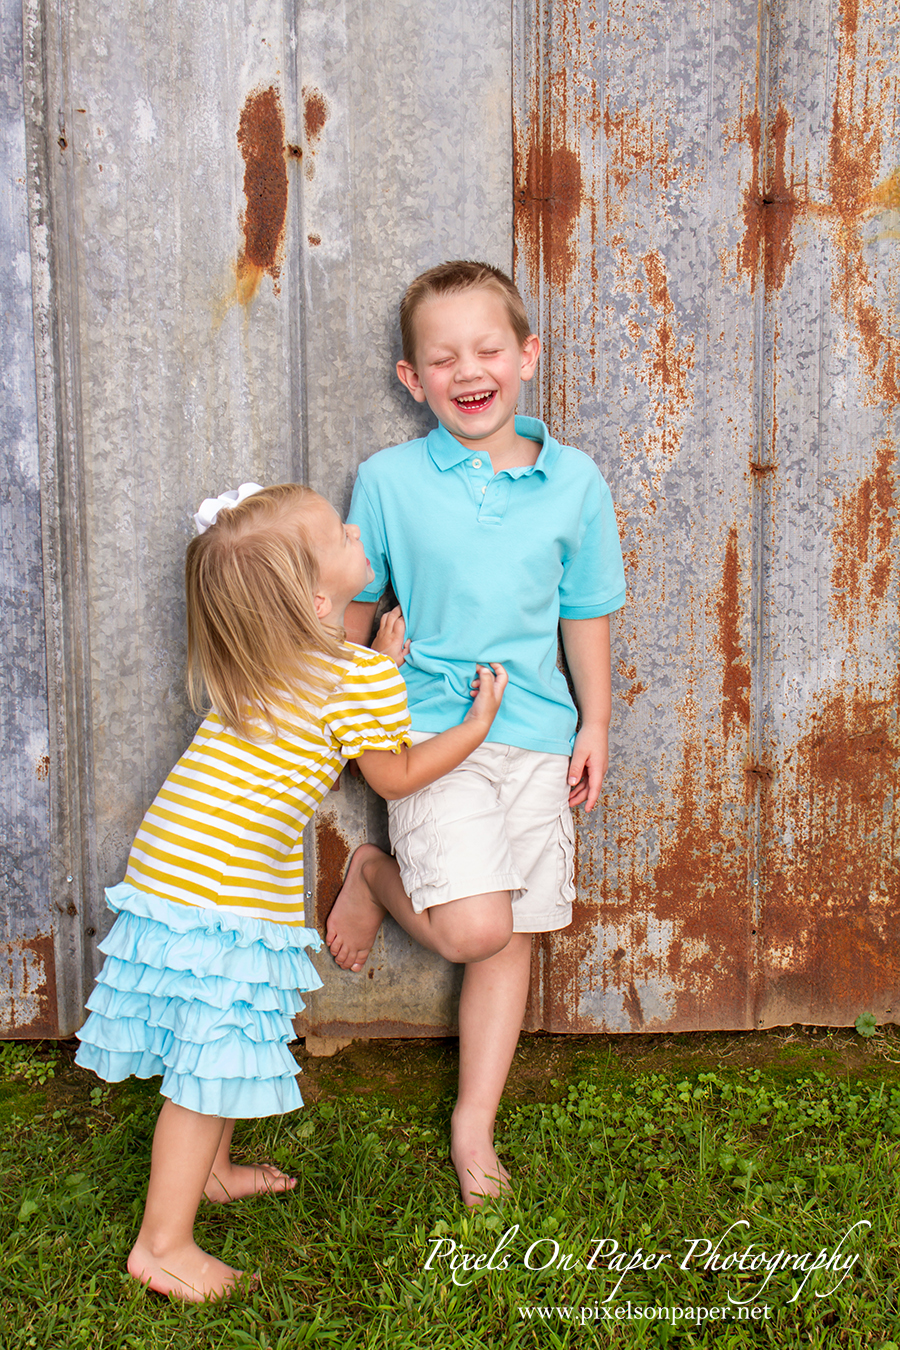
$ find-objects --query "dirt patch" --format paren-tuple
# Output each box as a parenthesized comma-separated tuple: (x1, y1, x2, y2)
(290, 1026, 900, 1106)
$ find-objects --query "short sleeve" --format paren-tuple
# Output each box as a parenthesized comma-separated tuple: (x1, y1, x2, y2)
(558, 467, 626, 619)
(323, 649, 412, 758)
(348, 468, 391, 604)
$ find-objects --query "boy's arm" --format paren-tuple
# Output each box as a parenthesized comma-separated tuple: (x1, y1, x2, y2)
(559, 615, 612, 811)
(357, 664, 507, 801)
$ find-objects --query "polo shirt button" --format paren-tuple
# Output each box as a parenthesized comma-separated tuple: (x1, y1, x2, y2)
(471, 457, 482, 468)
(481, 486, 486, 494)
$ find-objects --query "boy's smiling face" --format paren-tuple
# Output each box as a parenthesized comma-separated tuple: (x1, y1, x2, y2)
(396, 287, 540, 456)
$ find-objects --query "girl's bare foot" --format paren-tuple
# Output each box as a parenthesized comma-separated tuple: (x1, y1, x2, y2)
(203, 1161, 295, 1203)
(127, 1238, 250, 1302)
(450, 1124, 512, 1208)
(326, 844, 388, 972)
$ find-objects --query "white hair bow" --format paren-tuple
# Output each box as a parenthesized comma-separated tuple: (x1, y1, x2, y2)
(193, 482, 264, 534)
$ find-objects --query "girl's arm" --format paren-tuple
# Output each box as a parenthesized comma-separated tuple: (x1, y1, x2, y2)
(560, 615, 612, 810)
(356, 664, 507, 801)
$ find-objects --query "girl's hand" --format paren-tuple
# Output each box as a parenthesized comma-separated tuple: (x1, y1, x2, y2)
(465, 663, 508, 726)
(371, 606, 411, 667)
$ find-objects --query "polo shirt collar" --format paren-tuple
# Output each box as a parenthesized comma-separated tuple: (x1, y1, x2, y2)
(426, 416, 561, 477)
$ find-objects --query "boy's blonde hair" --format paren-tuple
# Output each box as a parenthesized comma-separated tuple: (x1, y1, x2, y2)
(399, 260, 533, 364)
(185, 483, 344, 740)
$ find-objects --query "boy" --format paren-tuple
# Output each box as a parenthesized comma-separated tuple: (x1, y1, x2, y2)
(327, 260, 625, 1205)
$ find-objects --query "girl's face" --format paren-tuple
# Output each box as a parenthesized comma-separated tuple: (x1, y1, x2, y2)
(305, 496, 373, 616)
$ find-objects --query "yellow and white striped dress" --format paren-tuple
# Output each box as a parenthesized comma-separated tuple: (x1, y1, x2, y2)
(125, 644, 411, 922)
(75, 645, 410, 1118)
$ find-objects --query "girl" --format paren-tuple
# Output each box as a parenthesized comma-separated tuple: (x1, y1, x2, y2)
(75, 482, 507, 1302)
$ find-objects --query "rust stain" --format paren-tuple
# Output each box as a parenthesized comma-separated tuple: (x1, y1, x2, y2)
(601, 103, 680, 230)
(307, 233, 321, 247)
(36, 754, 50, 781)
(636, 251, 695, 474)
(717, 527, 750, 738)
(761, 680, 900, 1025)
(621, 716, 751, 1031)
(0, 934, 58, 1036)
(737, 105, 799, 293)
(543, 662, 752, 1032)
(616, 660, 646, 708)
(315, 813, 350, 932)
(303, 86, 328, 145)
(826, 2, 900, 405)
(831, 437, 897, 637)
(235, 86, 288, 305)
(514, 84, 584, 294)
(735, 7, 900, 406)
(302, 86, 329, 180)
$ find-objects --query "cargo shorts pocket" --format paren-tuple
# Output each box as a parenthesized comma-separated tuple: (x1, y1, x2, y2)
(558, 807, 576, 904)
(387, 792, 445, 895)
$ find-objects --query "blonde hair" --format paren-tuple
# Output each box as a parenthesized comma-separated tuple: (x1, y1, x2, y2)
(185, 483, 344, 740)
(399, 260, 533, 365)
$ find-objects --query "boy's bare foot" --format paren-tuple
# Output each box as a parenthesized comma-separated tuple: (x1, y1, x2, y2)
(127, 1238, 251, 1302)
(451, 1127, 512, 1208)
(203, 1161, 295, 1203)
(326, 844, 388, 972)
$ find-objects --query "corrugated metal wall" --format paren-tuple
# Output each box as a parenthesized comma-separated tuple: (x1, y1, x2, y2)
(1, 0, 55, 1034)
(2, 0, 897, 1037)
(514, 0, 899, 1032)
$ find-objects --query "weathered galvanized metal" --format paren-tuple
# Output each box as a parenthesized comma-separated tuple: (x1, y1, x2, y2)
(0, 0, 55, 1035)
(6, 0, 514, 1035)
(514, 0, 899, 1032)
(3, 0, 897, 1036)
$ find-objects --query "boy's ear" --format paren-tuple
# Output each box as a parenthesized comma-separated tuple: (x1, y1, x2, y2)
(313, 591, 333, 620)
(396, 359, 428, 404)
(519, 334, 541, 382)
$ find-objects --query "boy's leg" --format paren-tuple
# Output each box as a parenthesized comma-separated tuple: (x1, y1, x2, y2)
(452, 930, 532, 1206)
(328, 844, 513, 969)
(203, 1118, 297, 1203)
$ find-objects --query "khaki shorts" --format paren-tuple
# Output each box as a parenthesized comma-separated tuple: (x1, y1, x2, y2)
(387, 735, 575, 934)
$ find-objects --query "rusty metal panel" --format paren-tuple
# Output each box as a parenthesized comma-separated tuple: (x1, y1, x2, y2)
(295, 0, 516, 1036)
(755, 0, 900, 1026)
(0, 0, 56, 1035)
(515, 0, 762, 1031)
(9, 0, 895, 1038)
(11, 0, 514, 1035)
(17, 0, 312, 1034)
(514, 0, 899, 1032)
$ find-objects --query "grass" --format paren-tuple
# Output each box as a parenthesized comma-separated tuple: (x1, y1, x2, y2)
(0, 1036, 899, 1348)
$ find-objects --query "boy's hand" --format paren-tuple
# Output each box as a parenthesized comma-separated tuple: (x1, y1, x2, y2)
(465, 663, 508, 726)
(567, 724, 609, 810)
(371, 605, 411, 667)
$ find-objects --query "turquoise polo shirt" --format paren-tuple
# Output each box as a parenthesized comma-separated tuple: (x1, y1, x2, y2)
(348, 416, 626, 756)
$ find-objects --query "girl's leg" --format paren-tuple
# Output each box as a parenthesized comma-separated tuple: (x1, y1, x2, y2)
(203, 1119, 296, 1202)
(128, 1099, 245, 1301)
(451, 931, 532, 1206)
(327, 844, 512, 970)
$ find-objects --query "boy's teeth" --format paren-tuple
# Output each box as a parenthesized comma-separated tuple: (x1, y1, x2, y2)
(456, 393, 491, 404)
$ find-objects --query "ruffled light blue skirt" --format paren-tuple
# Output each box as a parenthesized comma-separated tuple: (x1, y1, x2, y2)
(75, 883, 323, 1118)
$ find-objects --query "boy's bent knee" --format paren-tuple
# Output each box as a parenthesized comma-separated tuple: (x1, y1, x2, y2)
(430, 891, 513, 964)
